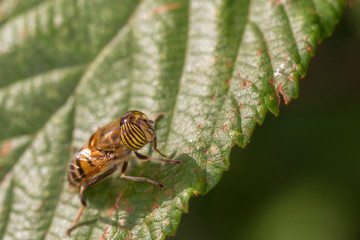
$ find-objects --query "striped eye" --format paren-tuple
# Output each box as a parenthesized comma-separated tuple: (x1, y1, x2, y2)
(120, 117, 126, 125)
(120, 122, 147, 150)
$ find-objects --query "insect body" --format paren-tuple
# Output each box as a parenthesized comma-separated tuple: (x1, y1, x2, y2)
(67, 146, 112, 189)
(66, 110, 182, 235)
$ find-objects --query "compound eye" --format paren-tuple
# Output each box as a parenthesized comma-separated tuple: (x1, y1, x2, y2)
(147, 120, 154, 125)
(120, 117, 126, 125)
(120, 122, 146, 150)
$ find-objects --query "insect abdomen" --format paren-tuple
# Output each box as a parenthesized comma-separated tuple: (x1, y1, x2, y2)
(67, 147, 102, 189)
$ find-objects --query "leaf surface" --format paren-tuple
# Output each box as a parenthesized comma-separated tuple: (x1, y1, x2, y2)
(0, 0, 345, 239)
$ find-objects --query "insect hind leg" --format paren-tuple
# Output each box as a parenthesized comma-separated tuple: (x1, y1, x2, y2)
(66, 164, 119, 236)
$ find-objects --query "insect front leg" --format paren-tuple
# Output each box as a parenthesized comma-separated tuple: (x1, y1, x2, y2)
(135, 151, 183, 164)
(152, 139, 170, 158)
(66, 164, 119, 236)
(120, 161, 166, 189)
(151, 112, 163, 123)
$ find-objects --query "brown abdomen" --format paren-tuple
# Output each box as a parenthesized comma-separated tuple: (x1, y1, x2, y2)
(67, 147, 107, 189)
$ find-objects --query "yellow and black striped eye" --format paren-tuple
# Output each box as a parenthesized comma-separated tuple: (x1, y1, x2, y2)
(120, 122, 147, 150)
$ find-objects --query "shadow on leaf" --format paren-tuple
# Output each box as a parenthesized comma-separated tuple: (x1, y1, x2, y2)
(82, 153, 205, 235)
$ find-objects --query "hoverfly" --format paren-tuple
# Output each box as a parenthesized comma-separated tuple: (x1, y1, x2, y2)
(66, 110, 182, 235)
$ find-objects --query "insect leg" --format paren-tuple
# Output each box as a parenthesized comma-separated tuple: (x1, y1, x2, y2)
(120, 161, 165, 189)
(152, 112, 163, 123)
(153, 139, 172, 158)
(135, 151, 183, 164)
(150, 113, 171, 158)
(66, 165, 119, 236)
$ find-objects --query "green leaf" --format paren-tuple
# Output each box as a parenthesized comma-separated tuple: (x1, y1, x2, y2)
(0, 0, 345, 239)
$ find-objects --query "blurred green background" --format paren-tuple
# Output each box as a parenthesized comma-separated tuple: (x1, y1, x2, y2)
(173, 3, 360, 240)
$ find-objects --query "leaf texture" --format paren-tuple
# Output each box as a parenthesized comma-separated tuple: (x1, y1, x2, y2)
(0, 0, 345, 239)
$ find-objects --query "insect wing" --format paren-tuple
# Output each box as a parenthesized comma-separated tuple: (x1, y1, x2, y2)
(68, 147, 110, 188)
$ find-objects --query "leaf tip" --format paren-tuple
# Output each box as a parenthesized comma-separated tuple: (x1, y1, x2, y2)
(276, 82, 290, 105)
